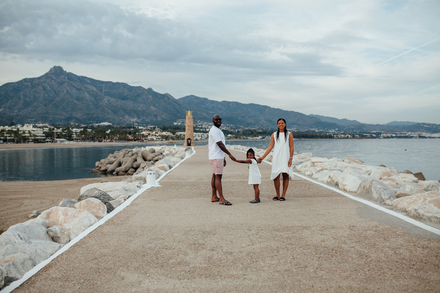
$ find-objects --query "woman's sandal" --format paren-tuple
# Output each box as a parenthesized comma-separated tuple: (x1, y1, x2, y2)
(219, 200, 232, 205)
(273, 196, 279, 201)
(250, 199, 260, 203)
(279, 197, 286, 201)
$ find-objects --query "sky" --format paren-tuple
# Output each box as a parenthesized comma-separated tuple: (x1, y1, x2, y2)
(0, 0, 439, 125)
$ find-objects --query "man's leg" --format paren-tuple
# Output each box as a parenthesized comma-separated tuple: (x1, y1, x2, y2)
(211, 173, 219, 201)
(214, 174, 226, 203)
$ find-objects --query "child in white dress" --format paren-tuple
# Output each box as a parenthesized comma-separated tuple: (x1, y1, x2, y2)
(233, 148, 262, 203)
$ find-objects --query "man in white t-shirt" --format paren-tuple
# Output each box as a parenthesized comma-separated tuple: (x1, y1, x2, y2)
(209, 114, 236, 205)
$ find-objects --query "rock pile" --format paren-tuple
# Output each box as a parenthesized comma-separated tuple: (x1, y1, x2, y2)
(0, 145, 193, 289)
(92, 147, 163, 176)
(228, 145, 440, 224)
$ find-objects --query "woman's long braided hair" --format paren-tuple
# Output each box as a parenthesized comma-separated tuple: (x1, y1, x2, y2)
(276, 118, 288, 141)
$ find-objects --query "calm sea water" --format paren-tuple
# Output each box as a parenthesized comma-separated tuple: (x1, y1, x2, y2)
(0, 139, 439, 181)
(0, 143, 161, 182)
(225, 139, 440, 181)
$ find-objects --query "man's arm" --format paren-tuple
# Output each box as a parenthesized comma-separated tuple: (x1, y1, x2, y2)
(216, 141, 236, 161)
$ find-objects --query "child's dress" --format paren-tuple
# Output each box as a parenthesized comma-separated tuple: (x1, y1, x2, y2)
(248, 159, 262, 185)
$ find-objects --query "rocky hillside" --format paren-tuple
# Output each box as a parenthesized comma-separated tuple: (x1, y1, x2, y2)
(178, 95, 339, 130)
(0, 66, 186, 125)
(1, 66, 439, 133)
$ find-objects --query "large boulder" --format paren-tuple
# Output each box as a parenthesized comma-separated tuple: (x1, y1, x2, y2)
(408, 197, 440, 223)
(0, 218, 63, 286)
(419, 180, 440, 192)
(413, 172, 426, 181)
(80, 183, 139, 202)
(0, 265, 6, 288)
(109, 198, 125, 208)
(78, 188, 115, 213)
(74, 198, 107, 219)
(399, 184, 425, 196)
(38, 207, 98, 240)
(58, 198, 77, 208)
(357, 177, 396, 205)
(393, 191, 439, 211)
(141, 148, 156, 161)
(132, 155, 145, 169)
(47, 225, 71, 244)
(114, 156, 136, 174)
(329, 171, 362, 193)
(389, 173, 418, 184)
(393, 192, 440, 223)
(155, 160, 170, 172)
(106, 158, 121, 174)
(0, 253, 33, 288)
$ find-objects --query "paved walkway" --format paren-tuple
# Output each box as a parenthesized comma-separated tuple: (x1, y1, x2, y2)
(14, 146, 440, 292)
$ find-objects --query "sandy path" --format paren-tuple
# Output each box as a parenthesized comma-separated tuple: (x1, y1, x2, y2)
(12, 146, 440, 292)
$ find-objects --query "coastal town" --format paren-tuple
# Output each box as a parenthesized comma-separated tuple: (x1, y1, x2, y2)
(1, 121, 439, 144)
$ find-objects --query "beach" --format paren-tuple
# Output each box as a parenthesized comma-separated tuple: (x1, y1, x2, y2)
(0, 142, 146, 233)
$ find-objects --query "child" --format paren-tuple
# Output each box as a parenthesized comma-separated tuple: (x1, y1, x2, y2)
(233, 148, 262, 203)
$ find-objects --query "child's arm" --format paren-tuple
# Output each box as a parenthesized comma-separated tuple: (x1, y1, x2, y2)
(235, 159, 252, 164)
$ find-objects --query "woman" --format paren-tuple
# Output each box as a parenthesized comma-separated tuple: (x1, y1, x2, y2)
(257, 118, 294, 201)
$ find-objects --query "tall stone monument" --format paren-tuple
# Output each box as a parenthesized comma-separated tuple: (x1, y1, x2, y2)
(184, 110, 195, 146)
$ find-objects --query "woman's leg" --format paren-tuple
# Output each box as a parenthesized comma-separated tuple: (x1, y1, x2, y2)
(273, 174, 281, 199)
(281, 173, 289, 198)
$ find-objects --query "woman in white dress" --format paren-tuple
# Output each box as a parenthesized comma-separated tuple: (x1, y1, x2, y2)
(257, 118, 294, 201)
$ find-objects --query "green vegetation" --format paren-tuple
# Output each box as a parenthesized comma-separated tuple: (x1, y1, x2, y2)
(0, 123, 372, 144)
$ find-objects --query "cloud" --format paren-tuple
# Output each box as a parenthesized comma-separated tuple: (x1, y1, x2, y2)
(0, 0, 439, 124)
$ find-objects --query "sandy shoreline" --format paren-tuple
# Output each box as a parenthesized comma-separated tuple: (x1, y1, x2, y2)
(0, 141, 177, 150)
(0, 176, 127, 233)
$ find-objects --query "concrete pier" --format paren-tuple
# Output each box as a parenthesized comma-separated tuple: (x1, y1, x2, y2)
(14, 146, 440, 292)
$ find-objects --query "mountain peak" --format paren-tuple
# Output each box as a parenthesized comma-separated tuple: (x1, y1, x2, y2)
(47, 66, 67, 76)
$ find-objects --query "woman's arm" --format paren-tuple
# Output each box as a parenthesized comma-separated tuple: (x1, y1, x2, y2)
(288, 132, 294, 167)
(257, 134, 275, 163)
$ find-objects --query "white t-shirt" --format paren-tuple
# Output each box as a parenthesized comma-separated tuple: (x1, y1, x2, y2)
(209, 126, 226, 160)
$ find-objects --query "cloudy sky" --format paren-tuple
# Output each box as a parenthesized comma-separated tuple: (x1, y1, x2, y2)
(1, 0, 439, 124)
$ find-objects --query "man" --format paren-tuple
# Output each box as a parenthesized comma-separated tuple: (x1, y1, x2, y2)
(209, 114, 235, 205)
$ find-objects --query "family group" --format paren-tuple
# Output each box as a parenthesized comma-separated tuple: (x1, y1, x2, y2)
(209, 114, 294, 205)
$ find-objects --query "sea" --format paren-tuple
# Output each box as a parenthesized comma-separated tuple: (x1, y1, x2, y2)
(0, 138, 439, 182)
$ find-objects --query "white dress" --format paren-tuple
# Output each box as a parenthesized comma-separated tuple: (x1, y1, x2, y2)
(270, 131, 294, 180)
(248, 159, 261, 185)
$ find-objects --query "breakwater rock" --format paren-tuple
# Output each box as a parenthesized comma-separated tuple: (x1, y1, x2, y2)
(92, 146, 170, 176)
(228, 145, 440, 224)
(0, 146, 194, 290)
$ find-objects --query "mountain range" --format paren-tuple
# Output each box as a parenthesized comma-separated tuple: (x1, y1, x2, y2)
(1, 66, 439, 133)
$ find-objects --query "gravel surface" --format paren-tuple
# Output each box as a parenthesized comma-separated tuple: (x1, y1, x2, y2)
(13, 146, 440, 292)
